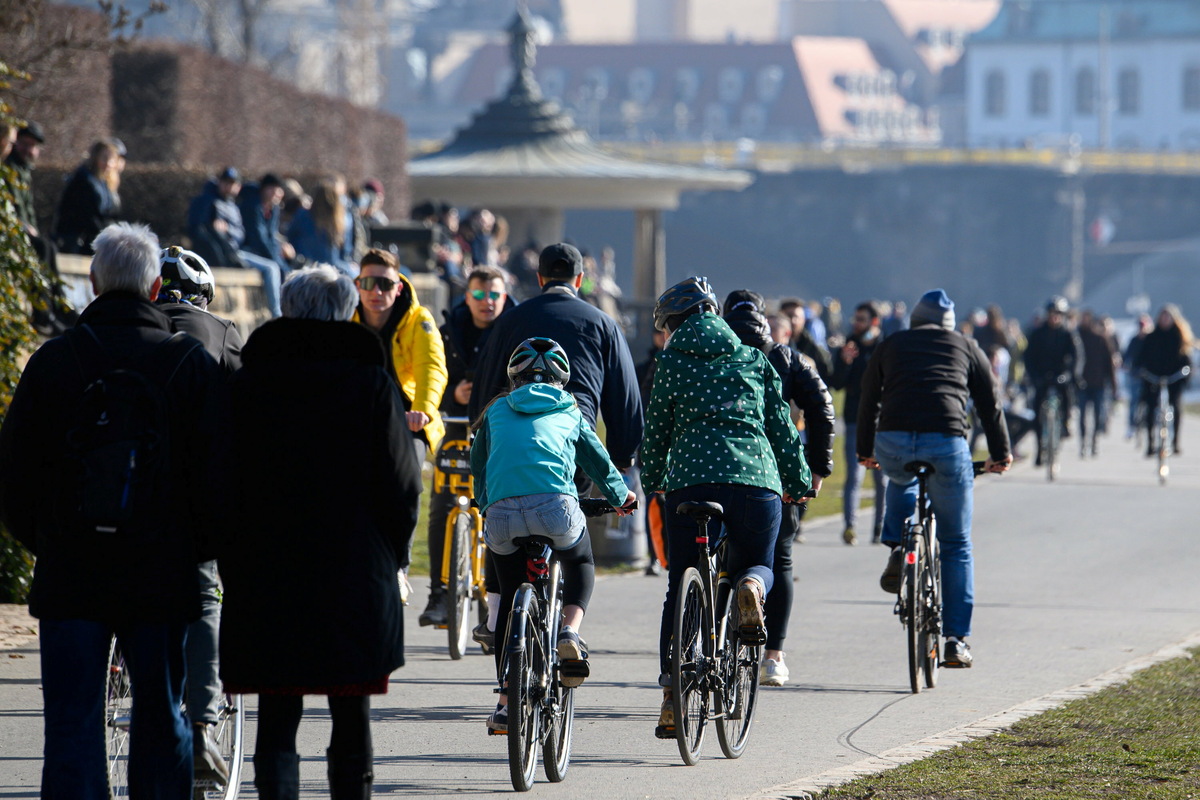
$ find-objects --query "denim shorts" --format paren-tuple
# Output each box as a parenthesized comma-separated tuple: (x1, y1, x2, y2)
(484, 493, 586, 556)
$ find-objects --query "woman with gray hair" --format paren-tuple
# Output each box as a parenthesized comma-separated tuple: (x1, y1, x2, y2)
(218, 265, 423, 799)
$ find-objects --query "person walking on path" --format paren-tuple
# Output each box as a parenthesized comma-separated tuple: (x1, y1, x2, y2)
(218, 267, 423, 799)
(0, 222, 221, 799)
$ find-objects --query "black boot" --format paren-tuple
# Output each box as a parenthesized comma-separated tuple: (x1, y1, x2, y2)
(328, 748, 374, 800)
(418, 590, 447, 627)
(253, 752, 300, 800)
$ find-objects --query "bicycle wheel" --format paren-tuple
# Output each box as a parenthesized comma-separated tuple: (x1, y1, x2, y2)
(922, 526, 940, 690)
(671, 568, 709, 766)
(714, 589, 760, 759)
(105, 637, 133, 797)
(193, 693, 245, 800)
(1044, 399, 1060, 481)
(1158, 406, 1171, 484)
(506, 588, 542, 792)
(542, 676, 575, 782)
(447, 508, 474, 660)
(902, 531, 923, 694)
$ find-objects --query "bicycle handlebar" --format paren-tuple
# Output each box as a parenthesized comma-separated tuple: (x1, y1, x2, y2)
(1138, 367, 1191, 386)
(442, 415, 471, 425)
(579, 498, 639, 517)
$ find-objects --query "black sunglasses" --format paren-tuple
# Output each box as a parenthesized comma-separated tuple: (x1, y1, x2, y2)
(357, 276, 397, 292)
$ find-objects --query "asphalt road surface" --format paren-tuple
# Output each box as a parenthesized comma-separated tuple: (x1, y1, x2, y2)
(2, 422, 1197, 799)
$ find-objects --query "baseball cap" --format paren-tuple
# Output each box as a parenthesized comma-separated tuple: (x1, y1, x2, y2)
(538, 243, 583, 279)
(218, 166, 241, 182)
(19, 121, 45, 143)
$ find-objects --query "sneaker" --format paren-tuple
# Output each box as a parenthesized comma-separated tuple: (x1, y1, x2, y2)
(644, 561, 663, 576)
(472, 622, 494, 655)
(880, 547, 903, 594)
(654, 692, 675, 738)
(193, 723, 229, 786)
(760, 657, 789, 687)
(842, 526, 857, 545)
(793, 531, 806, 544)
(418, 593, 447, 627)
(736, 579, 767, 645)
(943, 638, 973, 668)
(486, 703, 508, 734)
(556, 629, 590, 689)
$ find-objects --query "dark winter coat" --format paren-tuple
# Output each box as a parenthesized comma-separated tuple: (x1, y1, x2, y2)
(218, 318, 422, 692)
(54, 164, 120, 254)
(160, 303, 244, 374)
(830, 330, 881, 428)
(1077, 325, 1117, 391)
(0, 293, 221, 624)
(1024, 323, 1082, 386)
(857, 325, 1011, 463)
(187, 180, 245, 268)
(438, 294, 515, 417)
(468, 283, 644, 468)
(1134, 326, 1193, 381)
(724, 306, 835, 477)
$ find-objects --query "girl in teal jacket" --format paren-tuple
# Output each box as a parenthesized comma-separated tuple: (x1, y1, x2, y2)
(471, 338, 634, 733)
(642, 278, 811, 735)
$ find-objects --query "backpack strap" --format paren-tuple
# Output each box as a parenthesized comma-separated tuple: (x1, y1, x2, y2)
(142, 332, 203, 388)
(66, 325, 201, 388)
(65, 325, 114, 386)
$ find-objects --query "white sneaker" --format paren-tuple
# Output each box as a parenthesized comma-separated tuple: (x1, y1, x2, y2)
(760, 658, 789, 687)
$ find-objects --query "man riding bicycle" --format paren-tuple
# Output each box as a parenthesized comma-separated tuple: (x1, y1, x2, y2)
(857, 289, 1011, 669)
(1023, 296, 1082, 466)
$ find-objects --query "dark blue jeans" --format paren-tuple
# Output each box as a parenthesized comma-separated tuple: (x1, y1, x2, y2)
(40, 619, 192, 800)
(659, 483, 780, 677)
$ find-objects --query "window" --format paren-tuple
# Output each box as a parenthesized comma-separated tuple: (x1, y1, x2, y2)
(1118, 68, 1139, 115)
(985, 70, 1006, 117)
(1029, 69, 1050, 116)
(1075, 67, 1095, 115)
(1184, 67, 1200, 111)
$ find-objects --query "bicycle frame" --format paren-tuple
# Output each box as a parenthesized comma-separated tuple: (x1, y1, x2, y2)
(434, 416, 487, 658)
(1139, 367, 1191, 484)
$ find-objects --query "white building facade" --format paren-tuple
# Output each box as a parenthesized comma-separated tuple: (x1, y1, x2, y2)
(966, 1, 1200, 151)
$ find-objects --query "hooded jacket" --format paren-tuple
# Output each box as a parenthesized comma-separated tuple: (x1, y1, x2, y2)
(723, 305, 835, 477)
(641, 312, 812, 498)
(471, 383, 628, 512)
(186, 179, 245, 268)
(353, 271, 449, 449)
(438, 293, 516, 417)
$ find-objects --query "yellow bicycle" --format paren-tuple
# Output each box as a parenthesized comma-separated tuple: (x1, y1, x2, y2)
(434, 416, 488, 659)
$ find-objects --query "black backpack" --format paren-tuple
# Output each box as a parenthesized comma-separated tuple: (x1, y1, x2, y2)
(57, 325, 200, 536)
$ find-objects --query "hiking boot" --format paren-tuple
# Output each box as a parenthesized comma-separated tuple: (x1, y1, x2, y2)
(842, 526, 857, 545)
(943, 638, 973, 668)
(193, 723, 229, 786)
(418, 592, 446, 627)
(472, 622, 494, 655)
(760, 657, 789, 687)
(736, 578, 767, 645)
(880, 547, 903, 594)
(486, 703, 508, 734)
(557, 628, 590, 688)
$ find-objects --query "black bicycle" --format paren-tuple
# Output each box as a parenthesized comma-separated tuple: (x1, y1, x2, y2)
(1038, 375, 1070, 482)
(655, 501, 761, 766)
(896, 460, 988, 694)
(493, 497, 631, 792)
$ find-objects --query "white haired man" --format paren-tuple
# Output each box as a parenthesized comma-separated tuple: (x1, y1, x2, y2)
(0, 222, 222, 798)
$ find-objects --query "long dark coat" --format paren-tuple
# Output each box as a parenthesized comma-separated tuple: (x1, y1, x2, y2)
(218, 318, 422, 692)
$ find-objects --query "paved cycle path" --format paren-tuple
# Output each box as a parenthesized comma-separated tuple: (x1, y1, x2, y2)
(1, 422, 1197, 798)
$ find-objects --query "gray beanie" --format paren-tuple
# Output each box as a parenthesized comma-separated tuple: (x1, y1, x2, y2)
(910, 289, 956, 330)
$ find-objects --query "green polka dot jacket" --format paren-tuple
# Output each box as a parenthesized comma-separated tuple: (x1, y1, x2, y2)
(641, 312, 812, 498)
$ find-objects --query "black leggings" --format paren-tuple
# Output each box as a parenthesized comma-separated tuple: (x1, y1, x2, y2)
(491, 534, 595, 679)
(256, 695, 371, 756)
(764, 503, 798, 651)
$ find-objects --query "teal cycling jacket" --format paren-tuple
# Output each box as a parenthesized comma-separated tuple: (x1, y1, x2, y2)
(471, 382, 628, 513)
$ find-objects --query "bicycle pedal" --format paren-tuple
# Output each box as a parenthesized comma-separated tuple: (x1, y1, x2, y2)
(738, 626, 767, 646)
(654, 725, 676, 740)
(559, 659, 590, 678)
(434, 624, 449, 630)
(486, 727, 506, 736)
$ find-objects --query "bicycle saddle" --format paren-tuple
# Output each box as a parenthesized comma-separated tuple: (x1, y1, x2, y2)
(903, 460, 936, 475)
(676, 501, 724, 521)
(511, 535, 556, 550)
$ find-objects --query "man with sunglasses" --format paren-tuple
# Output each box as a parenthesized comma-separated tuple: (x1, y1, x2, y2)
(421, 265, 514, 629)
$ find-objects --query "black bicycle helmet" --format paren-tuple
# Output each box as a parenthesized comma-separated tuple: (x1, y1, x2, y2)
(1046, 295, 1069, 314)
(507, 337, 571, 387)
(653, 276, 720, 332)
(159, 246, 216, 304)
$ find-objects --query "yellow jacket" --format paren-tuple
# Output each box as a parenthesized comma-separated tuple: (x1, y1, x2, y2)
(353, 272, 448, 449)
